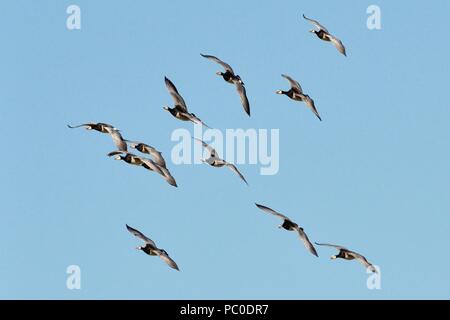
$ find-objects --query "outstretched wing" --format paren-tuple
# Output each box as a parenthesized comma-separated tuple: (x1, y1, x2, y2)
(282, 74, 303, 93)
(194, 138, 218, 158)
(255, 203, 291, 221)
(235, 82, 250, 116)
(329, 34, 347, 56)
(225, 163, 248, 185)
(126, 224, 156, 246)
(296, 227, 319, 257)
(106, 128, 128, 152)
(139, 157, 164, 176)
(156, 250, 180, 271)
(157, 166, 178, 188)
(67, 123, 95, 129)
(314, 242, 348, 251)
(200, 53, 235, 74)
(164, 77, 188, 112)
(303, 95, 322, 121)
(147, 149, 167, 168)
(348, 251, 377, 273)
(303, 14, 329, 33)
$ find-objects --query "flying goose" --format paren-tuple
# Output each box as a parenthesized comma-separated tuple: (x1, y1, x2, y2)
(67, 122, 116, 133)
(200, 54, 250, 116)
(276, 74, 322, 121)
(164, 77, 210, 128)
(303, 14, 347, 56)
(68, 122, 127, 151)
(255, 204, 318, 257)
(126, 224, 179, 271)
(108, 151, 177, 187)
(315, 242, 377, 273)
(126, 141, 167, 168)
(194, 138, 248, 185)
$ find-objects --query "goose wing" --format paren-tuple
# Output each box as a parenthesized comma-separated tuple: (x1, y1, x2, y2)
(329, 34, 347, 56)
(255, 203, 291, 221)
(149, 150, 167, 168)
(303, 95, 322, 121)
(295, 227, 319, 257)
(225, 163, 248, 185)
(185, 113, 210, 129)
(282, 74, 303, 93)
(106, 128, 128, 152)
(200, 54, 235, 74)
(127, 141, 167, 168)
(67, 123, 96, 129)
(107, 150, 127, 157)
(348, 251, 377, 273)
(235, 82, 250, 116)
(164, 77, 188, 112)
(194, 138, 218, 158)
(302, 14, 329, 33)
(126, 224, 156, 247)
(157, 166, 178, 187)
(314, 242, 348, 251)
(139, 157, 164, 176)
(156, 250, 180, 271)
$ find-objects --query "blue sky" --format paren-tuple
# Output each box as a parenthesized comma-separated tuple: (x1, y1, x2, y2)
(0, 0, 449, 299)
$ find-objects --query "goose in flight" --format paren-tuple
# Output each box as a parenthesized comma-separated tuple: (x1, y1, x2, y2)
(67, 122, 116, 133)
(68, 122, 127, 151)
(276, 74, 322, 121)
(315, 242, 377, 273)
(200, 54, 250, 117)
(108, 151, 177, 187)
(303, 14, 347, 56)
(126, 141, 167, 168)
(194, 138, 248, 185)
(163, 77, 210, 128)
(255, 203, 318, 257)
(126, 225, 179, 271)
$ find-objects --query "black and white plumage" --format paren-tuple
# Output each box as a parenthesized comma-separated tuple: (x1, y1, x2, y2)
(126, 225, 179, 271)
(194, 138, 248, 185)
(276, 74, 322, 121)
(255, 203, 318, 257)
(315, 242, 377, 273)
(163, 77, 210, 128)
(303, 14, 347, 56)
(68, 122, 127, 151)
(200, 54, 250, 116)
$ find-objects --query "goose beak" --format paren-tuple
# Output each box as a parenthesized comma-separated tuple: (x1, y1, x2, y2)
(216, 71, 222, 76)
(309, 29, 315, 33)
(163, 106, 169, 111)
(275, 90, 282, 94)
(135, 246, 141, 250)
(331, 255, 337, 260)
